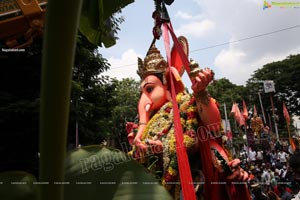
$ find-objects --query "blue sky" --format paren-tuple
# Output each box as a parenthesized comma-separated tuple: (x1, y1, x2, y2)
(99, 0, 300, 89)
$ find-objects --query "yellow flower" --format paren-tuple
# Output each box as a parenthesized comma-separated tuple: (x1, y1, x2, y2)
(191, 118, 198, 125)
(128, 150, 133, 156)
(180, 102, 189, 111)
(180, 118, 186, 128)
(183, 135, 196, 148)
(168, 167, 177, 176)
(186, 119, 193, 125)
(176, 93, 183, 102)
(187, 106, 196, 113)
(169, 135, 176, 154)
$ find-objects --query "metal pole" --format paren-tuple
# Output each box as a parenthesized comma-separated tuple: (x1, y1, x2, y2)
(270, 94, 279, 141)
(245, 125, 250, 161)
(224, 103, 233, 155)
(258, 92, 267, 124)
(224, 103, 228, 132)
(268, 113, 273, 132)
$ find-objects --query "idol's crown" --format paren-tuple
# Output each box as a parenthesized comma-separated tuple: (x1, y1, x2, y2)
(137, 44, 167, 79)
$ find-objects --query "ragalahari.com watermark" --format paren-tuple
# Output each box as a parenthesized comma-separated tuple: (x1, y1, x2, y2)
(263, 0, 300, 9)
(1, 48, 25, 52)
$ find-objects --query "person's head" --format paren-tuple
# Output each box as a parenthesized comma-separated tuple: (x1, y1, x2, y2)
(139, 74, 171, 111)
(133, 42, 186, 144)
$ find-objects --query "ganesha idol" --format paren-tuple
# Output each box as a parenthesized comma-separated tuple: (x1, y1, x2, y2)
(126, 36, 251, 200)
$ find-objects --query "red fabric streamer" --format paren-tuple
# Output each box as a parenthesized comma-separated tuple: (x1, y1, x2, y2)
(162, 23, 196, 200)
(162, 22, 252, 200)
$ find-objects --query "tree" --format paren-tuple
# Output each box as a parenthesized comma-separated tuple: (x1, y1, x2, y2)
(0, 39, 43, 177)
(247, 54, 300, 138)
(110, 78, 140, 149)
(69, 34, 113, 147)
(1, 1, 174, 200)
(248, 54, 300, 116)
(207, 78, 248, 121)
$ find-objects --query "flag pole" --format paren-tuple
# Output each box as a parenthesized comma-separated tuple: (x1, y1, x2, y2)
(258, 91, 267, 124)
(270, 93, 279, 141)
(287, 120, 291, 144)
(243, 101, 250, 161)
(245, 124, 250, 162)
(224, 103, 234, 155)
(224, 103, 228, 132)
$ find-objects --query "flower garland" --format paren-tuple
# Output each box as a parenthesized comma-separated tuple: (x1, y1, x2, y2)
(136, 92, 199, 198)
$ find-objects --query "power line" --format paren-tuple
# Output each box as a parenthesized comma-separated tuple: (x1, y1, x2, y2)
(190, 24, 300, 53)
(108, 24, 300, 70)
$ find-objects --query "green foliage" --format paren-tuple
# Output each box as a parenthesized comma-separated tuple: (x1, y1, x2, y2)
(246, 55, 300, 137)
(0, 146, 173, 200)
(110, 78, 140, 147)
(208, 55, 300, 139)
(208, 78, 247, 104)
(0, 171, 38, 200)
(0, 41, 42, 176)
(248, 54, 300, 116)
(69, 38, 140, 147)
(79, 0, 134, 47)
(207, 78, 248, 127)
(69, 34, 113, 146)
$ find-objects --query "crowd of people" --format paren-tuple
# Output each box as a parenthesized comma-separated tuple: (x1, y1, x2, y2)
(237, 140, 300, 200)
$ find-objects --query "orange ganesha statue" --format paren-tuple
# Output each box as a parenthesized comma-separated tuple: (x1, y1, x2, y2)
(126, 36, 251, 200)
(251, 113, 264, 138)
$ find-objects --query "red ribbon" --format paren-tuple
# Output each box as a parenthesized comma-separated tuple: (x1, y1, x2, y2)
(162, 23, 196, 200)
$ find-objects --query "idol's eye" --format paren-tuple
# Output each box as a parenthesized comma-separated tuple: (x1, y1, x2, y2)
(146, 86, 154, 93)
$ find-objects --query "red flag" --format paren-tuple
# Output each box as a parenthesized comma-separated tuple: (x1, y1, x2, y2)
(231, 103, 245, 126)
(283, 102, 296, 151)
(283, 102, 290, 125)
(242, 100, 248, 120)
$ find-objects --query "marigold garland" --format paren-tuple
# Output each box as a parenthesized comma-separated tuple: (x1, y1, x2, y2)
(132, 92, 199, 195)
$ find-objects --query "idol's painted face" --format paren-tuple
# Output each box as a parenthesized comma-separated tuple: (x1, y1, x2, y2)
(140, 74, 168, 112)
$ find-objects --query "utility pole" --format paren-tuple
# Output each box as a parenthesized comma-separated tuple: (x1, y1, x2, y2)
(270, 94, 279, 141)
(224, 102, 228, 132)
(258, 91, 267, 124)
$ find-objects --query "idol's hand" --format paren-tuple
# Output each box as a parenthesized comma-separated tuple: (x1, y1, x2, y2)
(191, 67, 214, 93)
(226, 159, 248, 182)
(134, 138, 163, 154)
(126, 122, 138, 145)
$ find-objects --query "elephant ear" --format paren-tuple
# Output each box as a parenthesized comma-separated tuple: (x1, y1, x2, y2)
(166, 67, 185, 94)
(170, 36, 189, 76)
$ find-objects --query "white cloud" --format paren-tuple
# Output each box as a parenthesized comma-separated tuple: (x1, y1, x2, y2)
(175, 10, 194, 20)
(175, 10, 203, 20)
(100, 0, 300, 87)
(102, 49, 142, 81)
(190, 0, 300, 85)
(214, 45, 300, 85)
(176, 19, 215, 38)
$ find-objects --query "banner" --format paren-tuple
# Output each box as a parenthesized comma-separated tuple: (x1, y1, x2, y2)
(263, 80, 275, 93)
